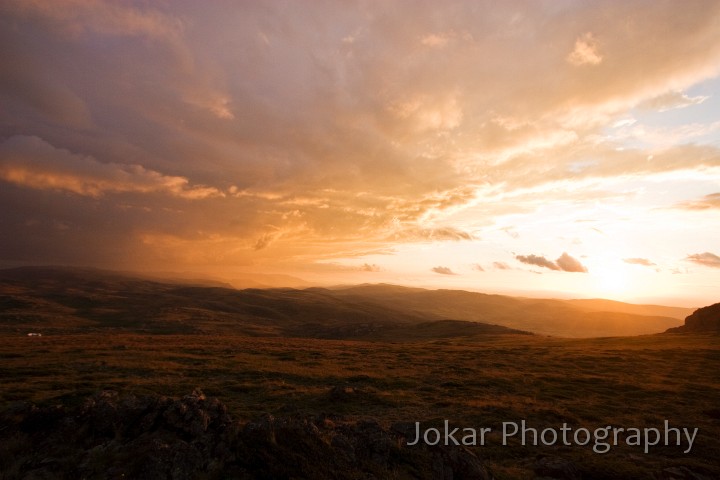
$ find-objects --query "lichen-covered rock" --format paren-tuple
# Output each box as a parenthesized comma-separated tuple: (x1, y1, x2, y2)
(654, 465, 715, 480)
(0, 390, 493, 480)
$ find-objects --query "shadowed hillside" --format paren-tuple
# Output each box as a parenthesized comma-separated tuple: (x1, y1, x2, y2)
(0, 267, 526, 339)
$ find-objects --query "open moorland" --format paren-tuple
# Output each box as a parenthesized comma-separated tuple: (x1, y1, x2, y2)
(0, 267, 718, 479)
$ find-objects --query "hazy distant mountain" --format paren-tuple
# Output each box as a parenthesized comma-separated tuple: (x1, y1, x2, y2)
(131, 271, 236, 289)
(0, 268, 685, 338)
(325, 284, 683, 337)
(665, 303, 720, 333)
(0, 266, 235, 289)
(229, 273, 313, 289)
(563, 298, 693, 320)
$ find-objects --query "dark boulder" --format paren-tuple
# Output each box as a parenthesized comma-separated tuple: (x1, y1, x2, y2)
(666, 303, 720, 333)
(654, 466, 715, 480)
(0, 390, 493, 480)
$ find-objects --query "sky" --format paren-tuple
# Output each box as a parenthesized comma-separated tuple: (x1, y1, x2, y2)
(1, 0, 719, 306)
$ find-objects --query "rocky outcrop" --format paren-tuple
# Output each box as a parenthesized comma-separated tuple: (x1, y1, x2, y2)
(654, 466, 716, 480)
(533, 456, 581, 480)
(0, 390, 493, 480)
(665, 303, 720, 333)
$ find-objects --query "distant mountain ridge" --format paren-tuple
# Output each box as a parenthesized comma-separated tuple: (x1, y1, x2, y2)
(230, 273, 313, 289)
(0, 267, 526, 339)
(0, 267, 688, 338)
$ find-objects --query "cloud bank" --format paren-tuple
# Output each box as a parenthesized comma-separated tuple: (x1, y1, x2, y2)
(0, 0, 718, 296)
(0, 136, 222, 199)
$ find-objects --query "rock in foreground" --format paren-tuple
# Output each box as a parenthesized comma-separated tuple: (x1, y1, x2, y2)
(666, 303, 720, 333)
(0, 390, 492, 480)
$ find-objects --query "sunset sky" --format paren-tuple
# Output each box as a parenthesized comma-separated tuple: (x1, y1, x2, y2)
(1, 1, 719, 306)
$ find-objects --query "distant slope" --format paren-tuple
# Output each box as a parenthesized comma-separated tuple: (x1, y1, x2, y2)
(0, 267, 525, 339)
(563, 298, 694, 320)
(325, 284, 683, 337)
(230, 273, 313, 289)
(666, 303, 720, 333)
(131, 271, 236, 289)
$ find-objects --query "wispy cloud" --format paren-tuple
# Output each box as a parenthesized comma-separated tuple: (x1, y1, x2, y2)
(674, 193, 720, 210)
(421, 33, 451, 48)
(432, 266, 457, 275)
(361, 263, 381, 272)
(254, 231, 280, 251)
(686, 252, 720, 268)
(624, 258, 656, 267)
(0, 0, 184, 40)
(388, 226, 474, 242)
(0, 136, 222, 199)
(567, 32, 602, 66)
(639, 91, 708, 112)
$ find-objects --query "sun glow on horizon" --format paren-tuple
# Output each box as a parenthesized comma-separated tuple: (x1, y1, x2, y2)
(590, 262, 633, 299)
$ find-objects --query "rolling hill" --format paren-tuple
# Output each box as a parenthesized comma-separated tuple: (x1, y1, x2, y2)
(563, 298, 693, 319)
(0, 267, 525, 339)
(0, 267, 688, 338)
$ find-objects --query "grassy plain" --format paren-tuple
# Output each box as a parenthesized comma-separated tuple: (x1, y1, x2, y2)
(1, 332, 718, 478)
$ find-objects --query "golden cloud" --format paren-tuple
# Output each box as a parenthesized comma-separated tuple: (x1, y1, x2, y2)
(0, 136, 222, 199)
